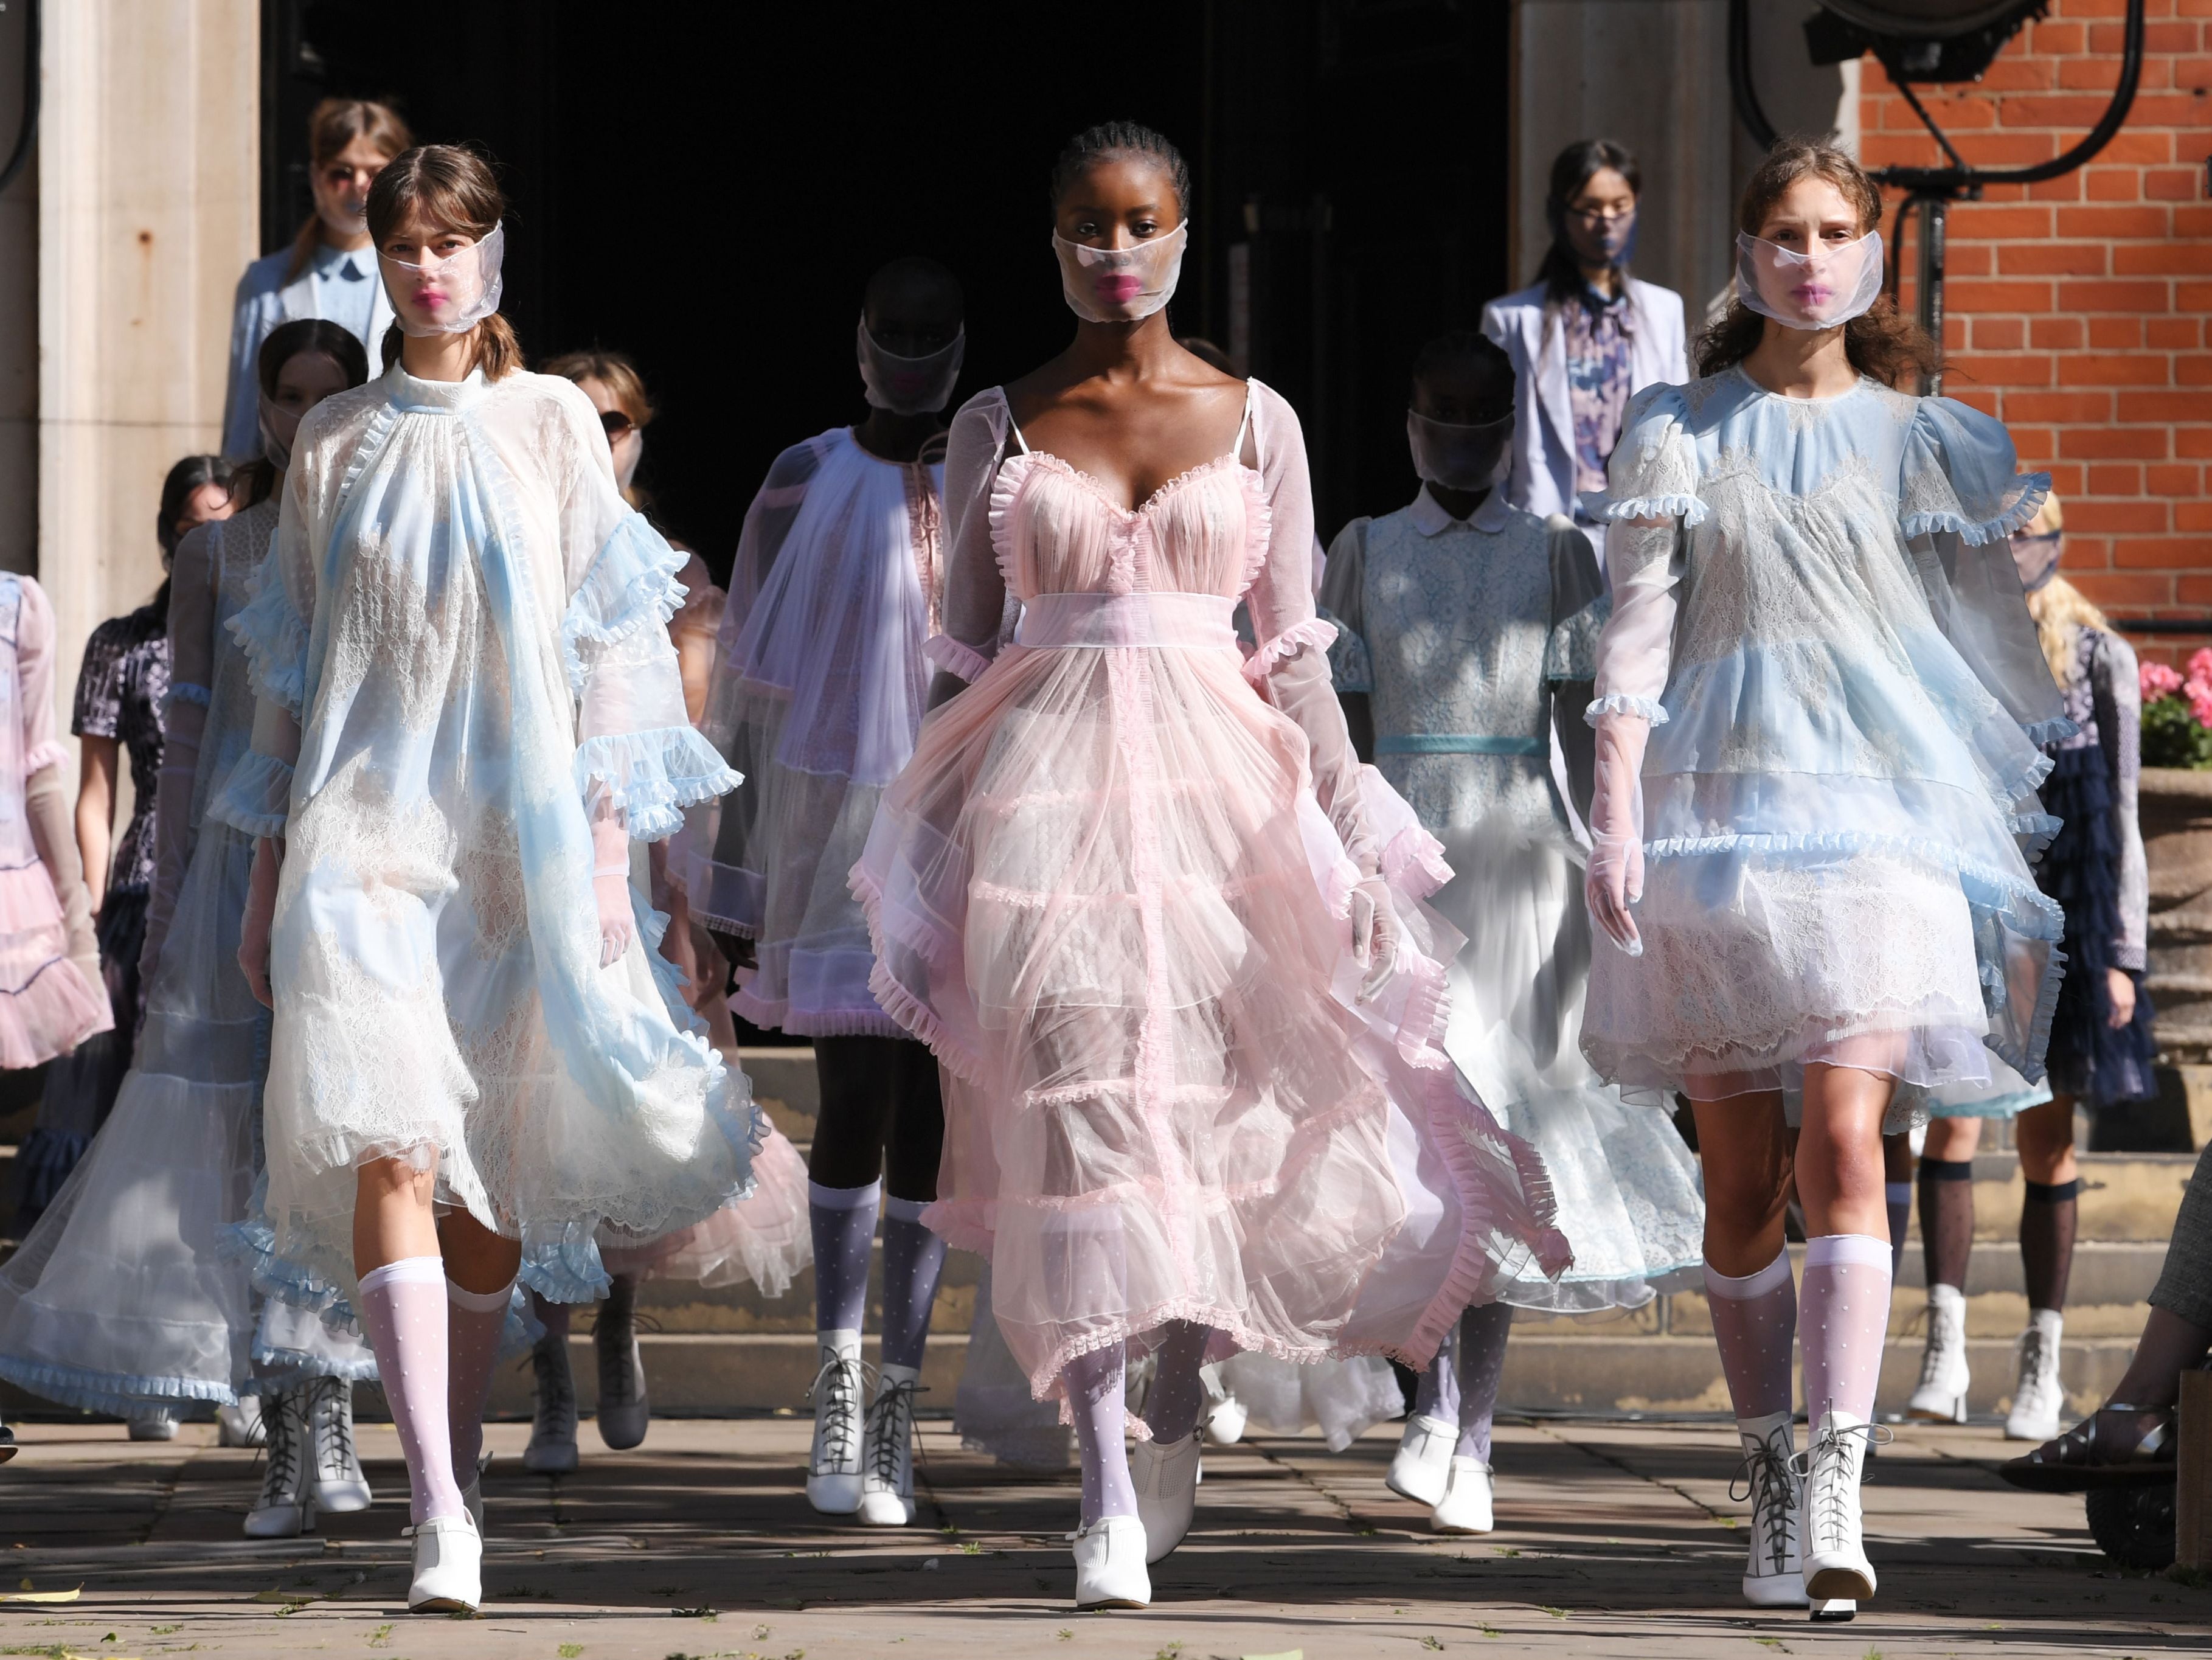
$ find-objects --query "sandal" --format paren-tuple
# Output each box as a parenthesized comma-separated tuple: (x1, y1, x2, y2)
(1999, 1403, 2176, 1493)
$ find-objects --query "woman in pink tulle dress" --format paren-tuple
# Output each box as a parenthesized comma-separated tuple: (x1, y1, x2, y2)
(851, 121, 1565, 1610)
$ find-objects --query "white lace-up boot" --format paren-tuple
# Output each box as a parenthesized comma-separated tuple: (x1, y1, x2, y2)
(1072, 1514, 1151, 1609)
(524, 1331, 580, 1473)
(127, 1409, 179, 1440)
(1129, 1430, 1201, 1562)
(308, 1376, 372, 1512)
(594, 1276, 650, 1451)
(1731, 1411, 1805, 1607)
(1386, 1414, 1457, 1507)
(1797, 1408, 1882, 1602)
(1906, 1283, 1971, 1423)
(217, 1396, 265, 1449)
(858, 1364, 923, 1526)
(404, 1513, 482, 1613)
(806, 1330, 866, 1515)
(243, 1387, 315, 1539)
(2004, 1308, 2065, 1442)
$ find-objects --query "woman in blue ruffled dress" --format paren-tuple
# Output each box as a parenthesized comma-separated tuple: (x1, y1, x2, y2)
(1579, 140, 2065, 1614)
(229, 147, 755, 1615)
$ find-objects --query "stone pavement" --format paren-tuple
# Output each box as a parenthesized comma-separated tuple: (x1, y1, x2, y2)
(0, 1413, 2201, 1659)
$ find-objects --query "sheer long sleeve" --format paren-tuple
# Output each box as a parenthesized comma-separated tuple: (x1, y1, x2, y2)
(141, 521, 218, 979)
(211, 453, 316, 838)
(1317, 516, 1372, 693)
(549, 378, 739, 842)
(2093, 631, 2149, 971)
(15, 577, 97, 976)
(926, 391, 1015, 695)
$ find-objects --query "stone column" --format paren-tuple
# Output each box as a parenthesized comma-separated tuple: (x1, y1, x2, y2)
(0, 2, 35, 578)
(38, 0, 257, 737)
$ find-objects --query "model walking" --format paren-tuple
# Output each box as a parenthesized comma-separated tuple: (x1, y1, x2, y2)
(1323, 328, 1704, 1535)
(1579, 139, 2064, 1613)
(853, 122, 1565, 1609)
(230, 146, 757, 1614)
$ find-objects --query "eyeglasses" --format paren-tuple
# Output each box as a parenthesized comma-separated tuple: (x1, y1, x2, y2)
(600, 409, 636, 439)
(1567, 205, 1636, 224)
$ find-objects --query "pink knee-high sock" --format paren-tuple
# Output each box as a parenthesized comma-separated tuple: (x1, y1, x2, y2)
(1066, 1342, 1136, 1529)
(1800, 1234, 1893, 1424)
(357, 1257, 465, 1525)
(1704, 1252, 1798, 1421)
(447, 1277, 515, 1484)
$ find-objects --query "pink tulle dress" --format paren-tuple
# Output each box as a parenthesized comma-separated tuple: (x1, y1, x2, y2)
(853, 381, 1567, 1406)
(0, 574, 113, 1068)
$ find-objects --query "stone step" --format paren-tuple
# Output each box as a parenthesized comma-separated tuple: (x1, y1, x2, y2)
(1938, 1151, 2197, 1243)
(607, 1240, 979, 1336)
(481, 1332, 968, 1419)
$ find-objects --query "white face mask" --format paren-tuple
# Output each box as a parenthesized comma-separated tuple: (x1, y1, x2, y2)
(258, 392, 302, 473)
(856, 318, 965, 415)
(1734, 229, 1884, 331)
(381, 222, 507, 339)
(1407, 409, 1513, 493)
(1054, 222, 1187, 324)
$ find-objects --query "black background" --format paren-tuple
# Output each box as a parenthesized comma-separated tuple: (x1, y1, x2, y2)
(262, 0, 1512, 580)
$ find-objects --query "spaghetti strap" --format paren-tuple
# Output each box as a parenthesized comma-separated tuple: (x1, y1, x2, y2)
(1233, 382, 1255, 467)
(1004, 389, 1032, 456)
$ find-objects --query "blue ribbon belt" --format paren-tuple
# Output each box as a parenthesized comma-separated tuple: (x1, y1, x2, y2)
(1375, 734, 1546, 757)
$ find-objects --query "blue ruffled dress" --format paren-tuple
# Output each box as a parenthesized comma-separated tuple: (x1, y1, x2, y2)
(220, 366, 758, 1322)
(1580, 368, 2067, 1109)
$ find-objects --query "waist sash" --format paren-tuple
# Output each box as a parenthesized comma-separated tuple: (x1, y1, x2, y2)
(1014, 591, 1239, 651)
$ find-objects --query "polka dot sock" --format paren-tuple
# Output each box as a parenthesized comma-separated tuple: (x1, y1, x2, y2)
(1800, 1234, 1893, 1423)
(357, 1256, 464, 1526)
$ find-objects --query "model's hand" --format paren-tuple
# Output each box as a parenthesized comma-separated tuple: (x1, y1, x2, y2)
(238, 836, 282, 1009)
(2107, 967, 2137, 1029)
(594, 868, 636, 968)
(1350, 876, 1402, 1004)
(1586, 834, 1645, 956)
(1586, 711, 1650, 956)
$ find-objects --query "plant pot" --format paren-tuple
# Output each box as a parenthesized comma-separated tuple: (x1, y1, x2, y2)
(2133, 767, 2212, 1148)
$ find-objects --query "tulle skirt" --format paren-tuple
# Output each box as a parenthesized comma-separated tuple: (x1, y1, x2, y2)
(0, 860, 109, 1070)
(598, 1123, 812, 1294)
(14, 887, 142, 1218)
(855, 638, 1565, 1408)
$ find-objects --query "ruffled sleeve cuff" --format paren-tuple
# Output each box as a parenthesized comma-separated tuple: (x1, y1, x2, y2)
(923, 633, 993, 684)
(561, 512, 690, 696)
(1544, 591, 1611, 682)
(1243, 616, 1338, 686)
(21, 740, 68, 777)
(207, 749, 294, 838)
(574, 724, 742, 842)
(1584, 692, 1668, 726)
(1579, 488, 1710, 526)
(1901, 469, 2051, 547)
(225, 561, 310, 717)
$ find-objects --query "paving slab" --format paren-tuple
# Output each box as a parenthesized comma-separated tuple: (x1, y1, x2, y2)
(0, 1414, 2200, 1659)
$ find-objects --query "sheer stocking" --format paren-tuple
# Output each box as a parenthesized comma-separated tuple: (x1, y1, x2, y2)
(1454, 1301, 1513, 1463)
(809, 1179, 880, 1337)
(1066, 1342, 1135, 1527)
(1918, 1156, 1975, 1293)
(878, 1194, 946, 1372)
(2021, 1178, 2079, 1313)
(1140, 1320, 1213, 1444)
(357, 1257, 463, 1525)
(446, 1278, 512, 1482)
(1413, 1317, 1461, 1425)
(1704, 1252, 1797, 1420)
(1800, 1234, 1892, 1423)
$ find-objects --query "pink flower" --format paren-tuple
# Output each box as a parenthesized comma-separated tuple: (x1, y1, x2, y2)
(2143, 661, 2184, 699)
(2191, 648, 2212, 683)
(2190, 687, 2212, 729)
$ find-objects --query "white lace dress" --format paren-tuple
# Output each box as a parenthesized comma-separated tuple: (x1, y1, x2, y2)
(1581, 369, 2066, 1110)
(219, 365, 759, 1321)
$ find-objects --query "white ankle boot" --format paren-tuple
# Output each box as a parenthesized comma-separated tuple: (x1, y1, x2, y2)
(1072, 1514, 1151, 1609)
(405, 1514, 482, 1613)
(308, 1376, 372, 1512)
(244, 1387, 315, 1539)
(1797, 1409, 1882, 1602)
(1907, 1283, 1971, 1423)
(1430, 1456, 1494, 1534)
(1129, 1431, 1201, 1563)
(805, 1330, 866, 1515)
(1732, 1411, 1804, 1607)
(2004, 1309, 2065, 1442)
(1386, 1414, 1457, 1507)
(1199, 1363, 1246, 1445)
(524, 1330, 580, 1473)
(857, 1363, 922, 1526)
(217, 1397, 265, 1448)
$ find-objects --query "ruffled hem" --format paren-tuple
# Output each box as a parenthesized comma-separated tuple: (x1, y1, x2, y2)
(573, 725, 741, 842)
(1234, 464, 1276, 599)
(924, 633, 993, 684)
(0, 1356, 238, 1416)
(2024, 714, 2079, 747)
(1580, 488, 1710, 527)
(1585, 693, 1669, 726)
(21, 740, 68, 776)
(1243, 616, 1337, 686)
(163, 682, 212, 712)
(1900, 469, 2051, 547)
(246, 1341, 382, 1386)
(0, 952, 113, 1069)
(728, 981, 907, 1040)
(226, 559, 311, 717)
(206, 750, 293, 839)
(560, 512, 690, 696)
(1380, 824, 1453, 903)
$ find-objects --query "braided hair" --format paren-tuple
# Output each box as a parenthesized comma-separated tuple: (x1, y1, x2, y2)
(1049, 121, 1191, 218)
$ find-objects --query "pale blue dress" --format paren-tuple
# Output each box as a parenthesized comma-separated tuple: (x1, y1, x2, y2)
(220, 365, 758, 1323)
(1581, 369, 2065, 1111)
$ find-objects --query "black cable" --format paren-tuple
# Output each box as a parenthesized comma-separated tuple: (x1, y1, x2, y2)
(0, 0, 36, 200)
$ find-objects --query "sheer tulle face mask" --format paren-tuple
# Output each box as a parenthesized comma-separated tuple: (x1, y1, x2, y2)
(2011, 529, 2062, 594)
(258, 393, 302, 472)
(1734, 228, 1883, 330)
(1053, 223, 1188, 323)
(381, 222, 506, 338)
(1406, 409, 1513, 492)
(856, 318, 966, 414)
(1560, 204, 1638, 269)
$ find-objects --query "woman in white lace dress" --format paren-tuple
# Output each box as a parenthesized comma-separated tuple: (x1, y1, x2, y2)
(1580, 140, 2064, 1613)
(231, 147, 755, 1615)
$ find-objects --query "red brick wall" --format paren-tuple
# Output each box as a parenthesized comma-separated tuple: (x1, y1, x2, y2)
(1858, 0, 2211, 657)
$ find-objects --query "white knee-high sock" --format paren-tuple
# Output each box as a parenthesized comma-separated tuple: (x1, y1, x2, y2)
(1704, 1252, 1798, 1422)
(357, 1257, 464, 1525)
(446, 1277, 514, 1483)
(1800, 1234, 1893, 1424)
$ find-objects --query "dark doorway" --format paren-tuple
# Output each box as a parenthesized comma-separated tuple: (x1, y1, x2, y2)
(262, 0, 1510, 575)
